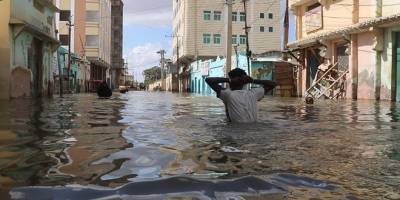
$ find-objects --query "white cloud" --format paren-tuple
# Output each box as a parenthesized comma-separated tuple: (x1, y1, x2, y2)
(124, 43, 171, 82)
(123, 0, 172, 27)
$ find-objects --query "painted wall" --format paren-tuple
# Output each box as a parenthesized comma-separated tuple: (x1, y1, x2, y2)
(381, 26, 400, 100)
(0, 0, 11, 99)
(357, 32, 376, 99)
(190, 54, 274, 95)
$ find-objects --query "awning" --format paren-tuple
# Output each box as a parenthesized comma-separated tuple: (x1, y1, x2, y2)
(88, 58, 111, 69)
(36, 0, 60, 11)
(10, 18, 60, 50)
(288, 13, 400, 49)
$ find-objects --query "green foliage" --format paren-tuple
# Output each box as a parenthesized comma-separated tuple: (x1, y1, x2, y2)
(143, 66, 161, 85)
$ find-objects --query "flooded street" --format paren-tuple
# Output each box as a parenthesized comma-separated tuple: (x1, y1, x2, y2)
(0, 92, 400, 199)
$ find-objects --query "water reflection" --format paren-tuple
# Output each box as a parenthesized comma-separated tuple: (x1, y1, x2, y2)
(0, 92, 399, 199)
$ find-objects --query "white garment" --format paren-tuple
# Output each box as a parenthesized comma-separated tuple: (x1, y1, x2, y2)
(219, 87, 265, 123)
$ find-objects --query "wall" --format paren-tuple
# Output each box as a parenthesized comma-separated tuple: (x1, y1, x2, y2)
(148, 80, 163, 91)
(190, 54, 265, 95)
(381, 26, 400, 100)
(74, 0, 86, 56)
(357, 31, 376, 99)
(0, 0, 11, 99)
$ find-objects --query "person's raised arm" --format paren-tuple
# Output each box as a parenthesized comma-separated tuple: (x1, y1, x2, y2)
(252, 79, 277, 93)
(242, 76, 277, 93)
(205, 77, 229, 97)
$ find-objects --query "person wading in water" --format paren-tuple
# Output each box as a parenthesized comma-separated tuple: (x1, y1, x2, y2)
(206, 68, 276, 123)
(97, 81, 112, 98)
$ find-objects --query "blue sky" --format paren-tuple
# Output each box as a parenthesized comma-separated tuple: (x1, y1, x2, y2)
(123, 0, 173, 82)
(123, 0, 295, 82)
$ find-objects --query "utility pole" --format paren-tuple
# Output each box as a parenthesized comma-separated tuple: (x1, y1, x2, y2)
(283, 0, 289, 61)
(225, 0, 233, 77)
(67, 16, 74, 93)
(157, 49, 166, 91)
(55, 30, 63, 97)
(243, 0, 251, 76)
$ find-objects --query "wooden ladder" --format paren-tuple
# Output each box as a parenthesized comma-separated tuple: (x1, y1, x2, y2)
(306, 62, 349, 100)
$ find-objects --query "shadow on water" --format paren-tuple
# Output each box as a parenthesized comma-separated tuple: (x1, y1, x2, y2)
(1, 92, 400, 199)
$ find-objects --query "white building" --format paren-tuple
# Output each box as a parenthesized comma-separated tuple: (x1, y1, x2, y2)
(172, 0, 284, 91)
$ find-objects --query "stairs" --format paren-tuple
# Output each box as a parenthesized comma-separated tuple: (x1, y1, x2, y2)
(306, 62, 349, 101)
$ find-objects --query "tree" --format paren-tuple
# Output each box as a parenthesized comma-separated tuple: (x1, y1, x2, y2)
(143, 66, 161, 86)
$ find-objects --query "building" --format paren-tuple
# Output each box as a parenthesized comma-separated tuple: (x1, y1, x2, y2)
(165, 59, 179, 92)
(289, 0, 400, 101)
(0, 0, 60, 99)
(111, 0, 124, 89)
(189, 51, 295, 96)
(55, 0, 91, 94)
(172, 0, 284, 92)
(74, 0, 112, 92)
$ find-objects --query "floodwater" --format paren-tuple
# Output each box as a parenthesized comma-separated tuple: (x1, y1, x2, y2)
(0, 92, 399, 200)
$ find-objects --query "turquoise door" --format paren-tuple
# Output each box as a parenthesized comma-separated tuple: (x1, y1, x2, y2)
(397, 33, 400, 101)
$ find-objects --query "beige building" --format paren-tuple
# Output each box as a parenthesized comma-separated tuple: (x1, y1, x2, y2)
(172, 0, 283, 91)
(79, 0, 112, 91)
(289, 0, 400, 101)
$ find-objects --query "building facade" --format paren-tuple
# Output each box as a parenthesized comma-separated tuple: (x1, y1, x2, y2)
(111, 0, 124, 89)
(190, 52, 277, 95)
(289, 0, 400, 101)
(74, 0, 112, 92)
(0, 0, 59, 99)
(172, 0, 284, 92)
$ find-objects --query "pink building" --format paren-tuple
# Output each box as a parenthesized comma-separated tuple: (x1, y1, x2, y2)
(289, 0, 400, 101)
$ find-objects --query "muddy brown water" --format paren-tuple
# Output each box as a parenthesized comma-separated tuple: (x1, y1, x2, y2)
(0, 92, 399, 199)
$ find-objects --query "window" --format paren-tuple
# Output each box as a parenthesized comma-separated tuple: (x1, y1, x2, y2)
(59, 35, 69, 46)
(260, 26, 265, 32)
(203, 34, 211, 44)
(240, 35, 246, 44)
(86, 35, 99, 46)
(203, 11, 211, 20)
(213, 34, 221, 44)
(232, 12, 237, 21)
(260, 13, 264, 19)
(268, 13, 273, 19)
(269, 27, 274, 32)
(214, 11, 222, 21)
(239, 12, 246, 22)
(232, 35, 237, 44)
(60, 10, 71, 21)
(86, 11, 99, 22)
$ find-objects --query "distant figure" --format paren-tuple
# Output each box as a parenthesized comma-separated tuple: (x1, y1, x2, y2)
(97, 81, 112, 98)
(206, 68, 277, 123)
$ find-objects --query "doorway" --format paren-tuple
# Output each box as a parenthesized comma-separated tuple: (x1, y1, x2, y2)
(306, 49, 321, 87)
(30, 38, 43, 97)
(395, 32, 400, 101)
(335, 44, 350, 71)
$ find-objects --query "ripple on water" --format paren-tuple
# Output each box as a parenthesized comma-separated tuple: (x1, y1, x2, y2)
(1, 92, 400, 199)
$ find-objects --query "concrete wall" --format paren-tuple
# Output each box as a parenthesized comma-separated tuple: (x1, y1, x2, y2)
(148, 80, 163, 91)
(357, 31, 376, 99)
(0, 0, 11, 99)
(166, 74, 179, 92)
